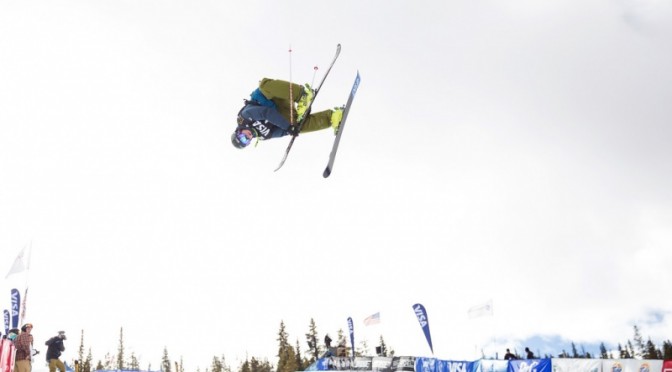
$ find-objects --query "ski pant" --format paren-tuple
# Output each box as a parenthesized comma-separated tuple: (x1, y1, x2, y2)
(49, 359, 65, 372)
(258, 78, 334, 133)
(15, 360, 31, 372)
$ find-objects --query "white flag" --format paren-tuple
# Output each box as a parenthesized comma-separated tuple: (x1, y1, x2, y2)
(468, 299, 493, 319)
(5, 247, 26, 279)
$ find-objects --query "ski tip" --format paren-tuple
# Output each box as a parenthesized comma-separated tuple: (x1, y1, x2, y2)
(323, 167, 332, 178)
(274, 159, 287, 172)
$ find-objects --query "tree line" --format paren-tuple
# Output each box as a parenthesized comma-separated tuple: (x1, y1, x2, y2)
(489, 326, 671, 361)
(74, 322, 670, 372)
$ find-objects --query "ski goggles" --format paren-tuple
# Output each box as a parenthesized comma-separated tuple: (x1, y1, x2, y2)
(236, 131, 252, 147)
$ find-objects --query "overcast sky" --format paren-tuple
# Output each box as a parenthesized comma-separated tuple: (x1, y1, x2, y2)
(2, 0, 672, 371)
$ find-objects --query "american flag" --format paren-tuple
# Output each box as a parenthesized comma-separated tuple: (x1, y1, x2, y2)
(363, 312, 380, 326)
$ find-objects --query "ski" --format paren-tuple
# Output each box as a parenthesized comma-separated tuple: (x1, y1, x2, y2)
(274, 44, 342, 172)
(323, 72, 361, 178)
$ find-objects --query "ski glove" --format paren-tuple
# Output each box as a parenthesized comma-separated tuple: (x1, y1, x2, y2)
(287, 125, 300, 136)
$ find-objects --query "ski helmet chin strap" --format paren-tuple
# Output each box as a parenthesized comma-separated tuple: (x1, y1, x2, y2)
(250, 127, 260, 147)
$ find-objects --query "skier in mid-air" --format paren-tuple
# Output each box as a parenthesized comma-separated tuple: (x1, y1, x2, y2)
(231, 78, 343, 149)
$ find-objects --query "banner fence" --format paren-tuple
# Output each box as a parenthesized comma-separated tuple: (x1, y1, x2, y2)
(306, 356, 670, 372)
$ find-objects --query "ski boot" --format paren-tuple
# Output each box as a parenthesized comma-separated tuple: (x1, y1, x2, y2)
(296, 84, 314, 120)
(330, 106, 344, 134)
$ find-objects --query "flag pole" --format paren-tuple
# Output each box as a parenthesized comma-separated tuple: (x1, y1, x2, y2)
(19, 241, 32, 326)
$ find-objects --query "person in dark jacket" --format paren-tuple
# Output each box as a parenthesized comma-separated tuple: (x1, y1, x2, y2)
(231, 78, 343, 149)
(45, 331, 66, 372)
(504, 348, 517, 360)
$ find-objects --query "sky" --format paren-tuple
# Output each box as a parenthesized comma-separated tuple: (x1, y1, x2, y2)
(1, 0, 672, 371)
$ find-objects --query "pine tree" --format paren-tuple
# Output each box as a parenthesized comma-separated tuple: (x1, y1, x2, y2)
(632, 325, 644, 358)
(599, 343, 609, 359)
(378, 336, 388, 357)
(117, 327, 126, 370)
(95, 360, 104, 371)
(278, 347, 298, 372)
(129, 352, 140, 370)
(222, 354, 233, 372)
(83, 348, 93, 372)
(336, 329, 346, 349)
(239, 358, 250, 372)
(295, 339, 305, 371)
(571, 342, 579, 358)
(162, 347, 172, 372)
(644, 338, 659, 359)
(211, 356, 224, 372)
(276, 321, 298, 372)
(78, 330, 85, 368)
(626, 340, 635, 359)
(249, 357, 272, 372)
(103, 352, 114, 369)
(356, 340, 369, 357)
(663, 340, 672, 359)
(580, 345, 590, 358)
(278, 321, 290, 359)
(305, 319, 320, 362)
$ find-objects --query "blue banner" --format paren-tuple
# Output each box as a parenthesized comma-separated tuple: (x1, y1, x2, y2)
(417, 357, 475, 372)
(3, 309, 9, 335)
(508, 359, 551, 372)
(10, 289, 20, 328)
(472, 359, 509, 372)
(347, 317, 355, 358)
(308, 357, 553, 372)
(412, 303, 433, 354)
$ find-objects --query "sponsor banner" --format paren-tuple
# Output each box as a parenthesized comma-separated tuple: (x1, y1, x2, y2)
(10, 289, 20, 328)
(508, 359, 551, 372)
(470, 360, 508, 372)
(416, 357, 437, 372)
(353, 358, 373, 371)
(435, 359, 471, 372)
(312, 357, 378, 371)
(2, 310, 8, 336)
(391, 357, 416, 372)
(318, 357, 352, 371)
(310, 357, 667, 372)
(348, 317, 355, 359)
(372, 357, 394, 372)
(602, 359, 662, 372)
(551, 358, 601, 372)
(412, 304, 433, 354)
(663, 360, 672, 372)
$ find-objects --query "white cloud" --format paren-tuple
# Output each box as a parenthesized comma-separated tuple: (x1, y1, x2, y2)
(1, 0, 671, 370)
